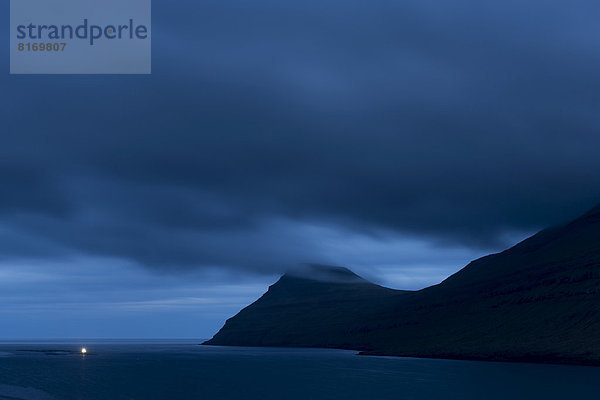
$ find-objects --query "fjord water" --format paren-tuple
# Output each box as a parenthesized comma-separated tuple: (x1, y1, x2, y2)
(0, 340, 598, 400)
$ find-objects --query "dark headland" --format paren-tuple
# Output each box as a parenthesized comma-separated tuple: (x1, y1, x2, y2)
(204, 204, 600, 366)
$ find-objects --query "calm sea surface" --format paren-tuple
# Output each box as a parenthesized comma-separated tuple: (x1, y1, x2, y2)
(0, 340, 598, 400)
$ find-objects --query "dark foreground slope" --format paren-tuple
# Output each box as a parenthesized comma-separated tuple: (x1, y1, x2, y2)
(205, 205, 600, 365)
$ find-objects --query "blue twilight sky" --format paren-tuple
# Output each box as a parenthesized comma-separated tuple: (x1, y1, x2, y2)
(2, 0, 600, 338)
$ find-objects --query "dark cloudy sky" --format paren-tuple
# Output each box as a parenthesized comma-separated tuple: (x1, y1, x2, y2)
(2, 0, 600, 338)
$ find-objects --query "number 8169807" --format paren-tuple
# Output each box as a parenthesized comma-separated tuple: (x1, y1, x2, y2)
(18, 42, 67, 52)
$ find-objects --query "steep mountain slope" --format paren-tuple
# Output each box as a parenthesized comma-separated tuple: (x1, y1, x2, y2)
(367, 204, 600, 364)
(205, 265, 407, 349)
(204, 205, 600, 365)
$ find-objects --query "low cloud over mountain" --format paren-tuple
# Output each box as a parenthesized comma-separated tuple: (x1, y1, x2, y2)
(2, 0, 600, 274)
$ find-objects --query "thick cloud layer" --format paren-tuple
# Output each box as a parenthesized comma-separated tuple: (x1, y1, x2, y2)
(2, 0, 600, 273)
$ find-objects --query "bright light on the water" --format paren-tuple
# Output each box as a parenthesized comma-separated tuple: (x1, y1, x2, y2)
(81, 347, 87, 354)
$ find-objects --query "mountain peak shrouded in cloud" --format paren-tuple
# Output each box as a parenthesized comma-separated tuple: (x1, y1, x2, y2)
(285, 264, 369, 284)
(206, 203, 600, 365)
(2, 0, 600, 278)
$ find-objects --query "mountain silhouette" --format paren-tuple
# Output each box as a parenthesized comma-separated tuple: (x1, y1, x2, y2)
(204, 204, 600, 365)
